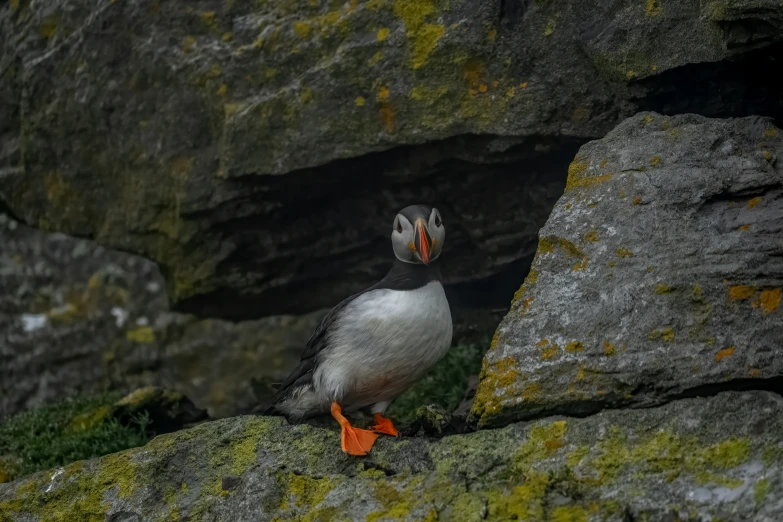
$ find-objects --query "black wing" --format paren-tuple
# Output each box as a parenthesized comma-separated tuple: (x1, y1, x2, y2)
(264, 289, 368, 412)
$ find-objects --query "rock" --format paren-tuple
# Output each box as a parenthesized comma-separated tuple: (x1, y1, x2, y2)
(471, 113, 783, 428)
(0, 214, 325, 418)
(2, 391, 783, 520)
(112, 387, 208, 433)
(2, 1, 781, 317)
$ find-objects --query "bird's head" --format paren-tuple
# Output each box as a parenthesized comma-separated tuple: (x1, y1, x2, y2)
(390, 204, 445, 265)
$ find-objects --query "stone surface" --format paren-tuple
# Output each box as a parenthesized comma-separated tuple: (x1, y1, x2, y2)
(2, 391, 783, 521)
(2, 0, 782, 317)
(472, 113, 783, 428)
(0, 214, 324, 418)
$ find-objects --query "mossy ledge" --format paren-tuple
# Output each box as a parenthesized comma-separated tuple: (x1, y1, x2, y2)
(2, 391, 781, 521)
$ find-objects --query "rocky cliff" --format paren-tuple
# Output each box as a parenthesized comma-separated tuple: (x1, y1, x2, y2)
(0, 214, 324, 418)
(2, 113, 782, 520)
(472, 112, 783, 429)
(2, 0, 782, 317)
(2, 391, 782, 521)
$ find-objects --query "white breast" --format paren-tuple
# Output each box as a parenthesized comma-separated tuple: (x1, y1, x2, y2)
(314, 281, 453, 410)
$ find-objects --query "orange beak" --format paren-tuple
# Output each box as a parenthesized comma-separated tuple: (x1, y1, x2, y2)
(414, 220, 432, 265)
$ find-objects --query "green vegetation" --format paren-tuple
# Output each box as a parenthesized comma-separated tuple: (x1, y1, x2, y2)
(387, 340, 488, 425)
(0, 393, 151, 481)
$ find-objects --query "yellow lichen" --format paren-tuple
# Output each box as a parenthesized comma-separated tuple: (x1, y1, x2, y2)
(40, 15, 58, 40)
(715, 346, 735, 362)
(646, 0, 661, 17)
(763, 128, 778, 138)
(756, 288, 781, 314)
(655, 284, 672, 294)
(377, 27, 390, 41)
(410, 24, 445, 69)
(584, 231, 599, 242)
(471, 357, 521, 422)
(565, 160, 613, 191)
(543, 19, 556, 36)
(293, 21, 312, 39)
(182, 36, 196, 53)
(748, 197, 762, 209)
(200, 11, 216, 27)
(541, 344, 559, 360)
(565, 341, 583, 353)
(616, 248, 634, 258)
(603, 341, 616, 356)
(728, 285, 755, 301)
(126, 326, 155, 343)
(354, 96, 366, 107)
(649, 156, 661, 166)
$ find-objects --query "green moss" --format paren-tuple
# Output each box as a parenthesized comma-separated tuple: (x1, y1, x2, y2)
(754, 477, 770, 504)
(482, 470, 550, 520)
(0, 448, 141, 521)
(566, 446, 590, 467)
(513, 421, 568, 473)
(585, 427, 752, 486)
(386, 341, 487, 425)
(0, 394, 150, 482)
(280, 471, 337, 509)
(550, 505, 588, 522)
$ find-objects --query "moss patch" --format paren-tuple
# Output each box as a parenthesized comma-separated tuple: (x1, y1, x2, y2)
(0, 394, 150, 483)
(387, 341, 487, 426)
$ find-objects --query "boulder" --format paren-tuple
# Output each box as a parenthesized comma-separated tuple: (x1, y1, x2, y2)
(1, 391, 782, 520)
(472, 113, 783, 428)
(0, 214, 324, 418)
(2, 0, 781, 317)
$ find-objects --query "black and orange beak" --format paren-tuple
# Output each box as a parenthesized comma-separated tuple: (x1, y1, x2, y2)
(413, 219, 432, 265)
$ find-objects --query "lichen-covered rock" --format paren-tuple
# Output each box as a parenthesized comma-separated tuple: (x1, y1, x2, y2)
(1, 391, 782, 521)
(472, 113, 783, 428)
(2, 0, 780, 316)
(0, 215, 324, 417)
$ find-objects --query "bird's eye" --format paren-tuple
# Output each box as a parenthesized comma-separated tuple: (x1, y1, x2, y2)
(396, 220, 403, 233)
(434, 213, 442, 227)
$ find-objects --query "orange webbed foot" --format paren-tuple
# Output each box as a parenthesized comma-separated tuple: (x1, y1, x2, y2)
(371, 413, 399, 437)
(331, 402, 379, 456)
(341, 425, 379, 456)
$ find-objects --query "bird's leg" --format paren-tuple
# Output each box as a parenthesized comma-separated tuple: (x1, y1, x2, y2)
(370, 401, 399, 437)
(330, 402, 378, 456)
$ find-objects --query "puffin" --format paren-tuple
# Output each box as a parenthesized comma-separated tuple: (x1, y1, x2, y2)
(266, 204, 453, 456)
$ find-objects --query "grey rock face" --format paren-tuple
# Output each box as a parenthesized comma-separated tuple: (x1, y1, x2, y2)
(2, 391, 782, 521)
(2, 0, 781, 316)
(0, 215, 324, 418)
(472, 113, 783, 428)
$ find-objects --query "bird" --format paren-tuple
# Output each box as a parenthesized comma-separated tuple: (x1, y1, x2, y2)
(265, 204, 453, 456)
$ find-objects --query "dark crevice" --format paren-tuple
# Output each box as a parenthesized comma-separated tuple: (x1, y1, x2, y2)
(701, 182, 782, 207)
(0, 199, 23, 224)
(667, 375, 783, 403)
(476, 378, 783, 433)
(635, 42, 783, 125)
(360, 461, 397, 477)
(175, 134, 583, 320)
(499, 0, 526, 26)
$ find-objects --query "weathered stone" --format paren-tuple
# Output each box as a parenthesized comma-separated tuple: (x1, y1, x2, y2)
(112, 387, 208, 433)
(0, 214, 324, 418)
(2, 0, 781, 316)
(472, 113, 783, 428)
(2, 391, 782, 521)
